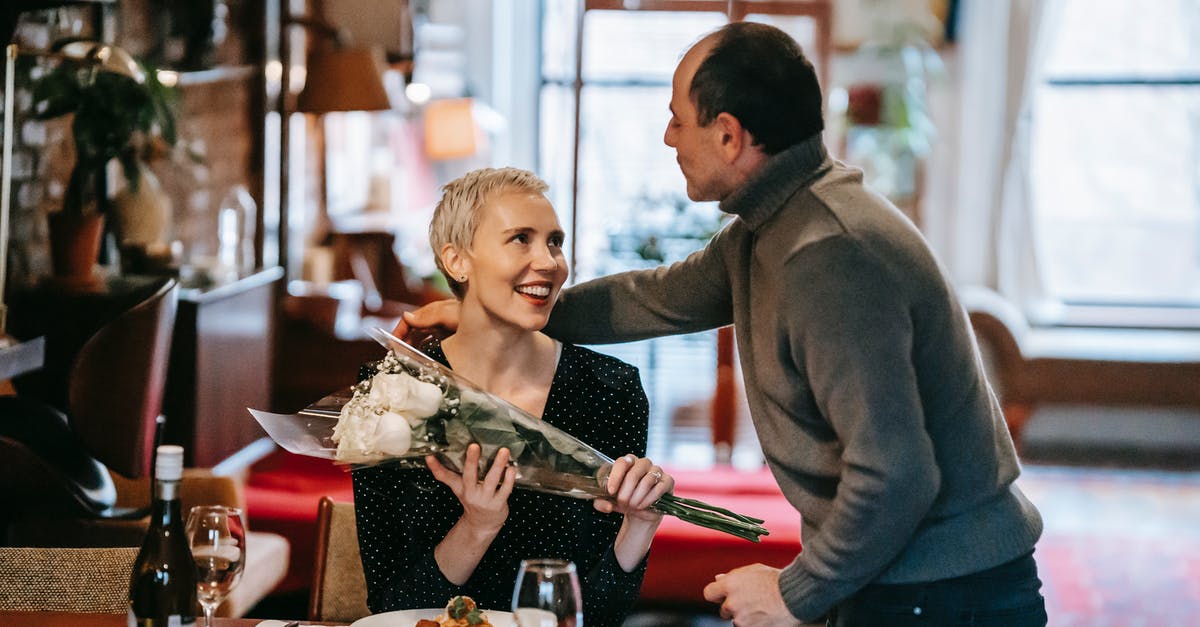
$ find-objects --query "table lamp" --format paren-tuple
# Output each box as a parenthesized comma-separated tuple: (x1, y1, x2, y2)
(286, 15, 391, 267)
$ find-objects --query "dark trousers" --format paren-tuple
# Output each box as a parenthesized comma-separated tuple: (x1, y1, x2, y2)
(827, 552, 1047, 627)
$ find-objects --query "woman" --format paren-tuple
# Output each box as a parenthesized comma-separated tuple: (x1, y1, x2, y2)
(353, 167, 673, 626)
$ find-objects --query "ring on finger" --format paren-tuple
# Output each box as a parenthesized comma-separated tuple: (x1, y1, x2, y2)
(650, 470, 663, 483)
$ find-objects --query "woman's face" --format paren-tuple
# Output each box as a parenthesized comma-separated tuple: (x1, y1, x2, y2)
(456, 190, 568, 332)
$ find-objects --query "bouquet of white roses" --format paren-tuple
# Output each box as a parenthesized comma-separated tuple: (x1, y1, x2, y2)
(250, 328, 769, 542)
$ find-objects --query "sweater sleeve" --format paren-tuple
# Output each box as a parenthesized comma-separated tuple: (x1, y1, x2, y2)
(545, 227, 736, 344)
(353, 465, 469, 612)
(775, 237, 941, 622)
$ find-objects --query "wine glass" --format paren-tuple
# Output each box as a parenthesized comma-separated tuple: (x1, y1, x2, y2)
(512, 558, 583, 627)
(186, 505, 246, 627)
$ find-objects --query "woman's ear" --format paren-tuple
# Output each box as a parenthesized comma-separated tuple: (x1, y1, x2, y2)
(440, 243, 470, 282)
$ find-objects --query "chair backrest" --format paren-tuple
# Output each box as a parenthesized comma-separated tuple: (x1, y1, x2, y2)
(69, 277, 177, 479)
(0, 546, 138, 612)
(309, 496, 369, 622)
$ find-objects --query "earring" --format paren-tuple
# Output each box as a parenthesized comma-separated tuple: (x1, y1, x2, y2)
(459, 275, 467, 282)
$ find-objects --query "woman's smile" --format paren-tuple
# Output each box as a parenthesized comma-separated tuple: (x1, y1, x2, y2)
(515, 281, 554, 304)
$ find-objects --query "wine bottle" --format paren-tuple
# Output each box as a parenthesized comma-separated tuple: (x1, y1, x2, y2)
(128, 445, 199, 627)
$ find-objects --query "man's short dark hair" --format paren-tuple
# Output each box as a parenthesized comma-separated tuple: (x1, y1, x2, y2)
(690, 22, 824, 155)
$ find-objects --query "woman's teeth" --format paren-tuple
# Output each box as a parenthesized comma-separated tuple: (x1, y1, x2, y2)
(515, 285, 550, 298)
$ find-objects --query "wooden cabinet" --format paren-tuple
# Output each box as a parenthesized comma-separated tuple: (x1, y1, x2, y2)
(163, 267, 283, 467)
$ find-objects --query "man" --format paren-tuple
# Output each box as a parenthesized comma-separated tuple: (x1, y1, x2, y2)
(399, 22, 1046, 626)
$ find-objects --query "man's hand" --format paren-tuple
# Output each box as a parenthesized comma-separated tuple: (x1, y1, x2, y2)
(391, 299, 461, 344)
(703, 564, 803, 627)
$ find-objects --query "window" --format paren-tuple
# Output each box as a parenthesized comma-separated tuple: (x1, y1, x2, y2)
(539, 4, 729, 464)
(537, 0, 829, 465)
(1032, 0, 1200, 314)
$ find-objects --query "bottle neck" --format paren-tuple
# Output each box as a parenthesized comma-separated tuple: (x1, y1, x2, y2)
(152, 478, 183, 528)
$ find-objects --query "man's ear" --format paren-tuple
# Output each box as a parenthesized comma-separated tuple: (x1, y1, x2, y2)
(714, 112, 748, 163)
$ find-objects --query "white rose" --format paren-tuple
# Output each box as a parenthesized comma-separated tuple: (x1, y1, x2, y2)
(368, 372, 443, 421)
(372, 410, 413, 456)
(332, 401, 376, 460)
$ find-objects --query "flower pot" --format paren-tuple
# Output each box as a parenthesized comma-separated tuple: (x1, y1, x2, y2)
(113, 162, 176, 274)
(48, 211, 106, 284)
(113, 162, 172, 249)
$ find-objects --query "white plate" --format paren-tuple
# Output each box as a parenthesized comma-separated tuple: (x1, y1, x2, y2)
(350, 608, 514, 627)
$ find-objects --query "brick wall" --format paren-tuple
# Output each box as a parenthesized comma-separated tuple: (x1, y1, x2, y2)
(3, 1, 264, 287)
(3, 8, 103, 286)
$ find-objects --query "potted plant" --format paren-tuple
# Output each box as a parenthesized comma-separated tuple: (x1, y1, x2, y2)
(29, 40, 178, 280)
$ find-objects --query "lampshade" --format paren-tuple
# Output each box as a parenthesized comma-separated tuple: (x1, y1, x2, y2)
(296, 46, 392, 113)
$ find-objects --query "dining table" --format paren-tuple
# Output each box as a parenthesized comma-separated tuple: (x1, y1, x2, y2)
(0, 613, 346, 626)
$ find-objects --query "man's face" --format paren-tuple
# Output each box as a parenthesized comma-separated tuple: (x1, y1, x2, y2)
(663, 40, 732, 202)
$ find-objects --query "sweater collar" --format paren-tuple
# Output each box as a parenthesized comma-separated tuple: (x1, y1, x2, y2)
(719, 134, 828, 232)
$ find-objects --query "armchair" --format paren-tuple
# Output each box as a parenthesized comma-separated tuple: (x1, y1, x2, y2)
(960, 286, 1200, 446)
(1, 276, 176, 541)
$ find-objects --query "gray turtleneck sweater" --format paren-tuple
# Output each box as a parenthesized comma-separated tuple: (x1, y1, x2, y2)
(545, 136, 1043, 621)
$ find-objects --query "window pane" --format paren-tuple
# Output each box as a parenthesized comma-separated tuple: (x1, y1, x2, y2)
(573, 84, 722, 280)
(581, 10, 726, 82)
(1044, 0, 1200, 78)
(1031, 85, 1200, 305)
(541, 6, 726, 83)
(540, 0, 580, 82)
(537, 84, 579, 248)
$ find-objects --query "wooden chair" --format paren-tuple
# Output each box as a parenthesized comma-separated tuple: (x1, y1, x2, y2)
(309, 496, 369, 622)
(0, 546, 138, 612)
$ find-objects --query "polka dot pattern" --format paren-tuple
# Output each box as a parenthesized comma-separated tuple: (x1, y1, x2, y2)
(353, 341, 650, 627)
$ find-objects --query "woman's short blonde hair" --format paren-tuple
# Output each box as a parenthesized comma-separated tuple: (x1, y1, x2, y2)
(429, 167, 550, 298)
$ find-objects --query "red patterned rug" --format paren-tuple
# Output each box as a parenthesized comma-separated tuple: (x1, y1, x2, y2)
(1021, 465, 1200, 626)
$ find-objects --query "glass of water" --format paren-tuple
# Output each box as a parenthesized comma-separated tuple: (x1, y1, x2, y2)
(512, 558, 583, 627)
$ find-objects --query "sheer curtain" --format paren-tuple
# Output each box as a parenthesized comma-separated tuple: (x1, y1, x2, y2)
(930, 0, 1063, 308)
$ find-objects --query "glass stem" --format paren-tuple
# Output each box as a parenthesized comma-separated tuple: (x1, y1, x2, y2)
(203, 601, 216, 627)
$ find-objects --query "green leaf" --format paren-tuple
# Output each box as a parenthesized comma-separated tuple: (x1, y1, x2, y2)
(468, 419, 525, 460)
(27, 53, 182, 215)
(443, 419, 473, 469)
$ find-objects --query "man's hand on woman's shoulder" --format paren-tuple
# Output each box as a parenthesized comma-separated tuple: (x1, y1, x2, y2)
(393, 299, 462, 343)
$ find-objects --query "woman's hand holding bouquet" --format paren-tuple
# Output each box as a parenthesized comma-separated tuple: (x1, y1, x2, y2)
(428, 443, 517, 538)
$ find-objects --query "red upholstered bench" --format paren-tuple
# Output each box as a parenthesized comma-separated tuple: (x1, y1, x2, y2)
(245, 450, 354, 593)
(245, 451, 802, 605)
(642, 466, 802, 605)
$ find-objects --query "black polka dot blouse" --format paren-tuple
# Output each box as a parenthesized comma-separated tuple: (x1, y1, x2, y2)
(352, 339, 651, 627)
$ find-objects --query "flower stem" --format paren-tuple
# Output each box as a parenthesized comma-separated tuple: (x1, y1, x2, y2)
(652, 494, 771, 542)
